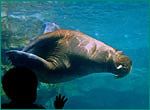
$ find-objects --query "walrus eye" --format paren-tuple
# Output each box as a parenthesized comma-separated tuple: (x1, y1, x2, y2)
(117, 65, 123, 69)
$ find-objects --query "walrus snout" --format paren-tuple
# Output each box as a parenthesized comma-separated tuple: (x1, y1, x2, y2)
(113, 54, 132, 79)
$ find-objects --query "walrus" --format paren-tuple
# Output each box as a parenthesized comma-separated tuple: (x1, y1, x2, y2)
(7, 29, 132, 84)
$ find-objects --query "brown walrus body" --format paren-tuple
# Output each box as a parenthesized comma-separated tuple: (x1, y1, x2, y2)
(7, 29, 132, 83)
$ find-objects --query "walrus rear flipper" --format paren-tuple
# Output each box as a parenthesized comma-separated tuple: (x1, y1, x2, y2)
(6, 50, 54, 69)
(6, 50, 57, 82)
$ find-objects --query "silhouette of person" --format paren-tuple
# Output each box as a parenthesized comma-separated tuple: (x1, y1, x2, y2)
(2, 66, 68, 109)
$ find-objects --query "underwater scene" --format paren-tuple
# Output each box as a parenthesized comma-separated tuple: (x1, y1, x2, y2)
(1, 1, 149, 109)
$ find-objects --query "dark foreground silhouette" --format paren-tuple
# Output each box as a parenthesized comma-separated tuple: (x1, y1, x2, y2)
(2, 67, 68, 109)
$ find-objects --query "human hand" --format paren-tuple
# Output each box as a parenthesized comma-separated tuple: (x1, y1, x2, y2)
(54, 94, 68, 109)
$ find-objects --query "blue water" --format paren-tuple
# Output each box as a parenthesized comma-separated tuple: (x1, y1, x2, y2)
(1, 1, 149, 109)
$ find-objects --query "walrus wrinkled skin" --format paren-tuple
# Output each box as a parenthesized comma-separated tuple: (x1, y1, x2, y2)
(7, 29, 132, 83)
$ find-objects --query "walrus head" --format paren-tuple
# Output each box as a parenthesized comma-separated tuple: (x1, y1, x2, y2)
(111, 51, 132, 79)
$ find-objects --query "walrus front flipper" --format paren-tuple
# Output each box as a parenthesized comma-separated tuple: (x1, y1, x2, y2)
(6, 50, 55, 70)
(23, 23, 60, 52)
(23, 32, 61, 52)
(29, 22, 60, 43)
(43, 22, 60, 34)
